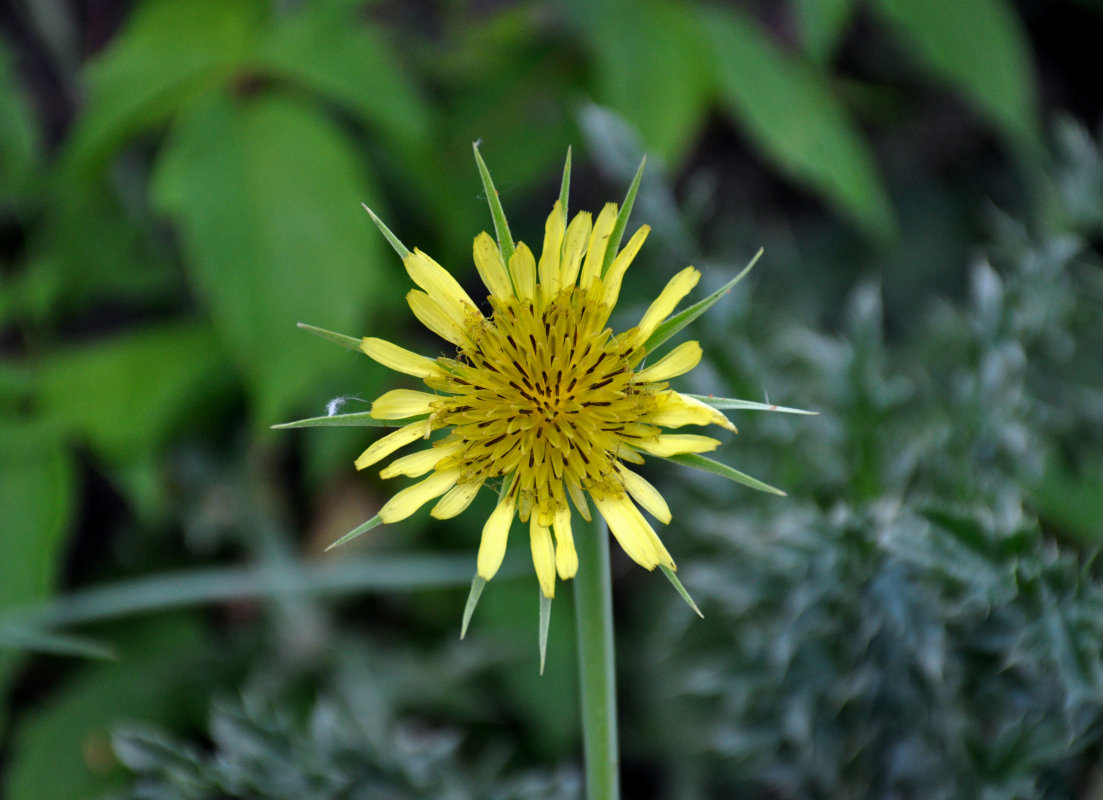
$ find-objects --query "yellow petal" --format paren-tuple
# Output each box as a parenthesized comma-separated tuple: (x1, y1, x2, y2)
(530, 518, 557, 598)
(508, 242, 536, 302)
(553, 506, 578, 579)
(361, 337, 442, 379)
(477, 490, 516, 580)
(431, 479, 483, 519)
(635, 340, 702, 383)
(567, 481, 592, 522)
(559, 211, 592, 289)
(658, 392, 737, 433)
(371, 388, 438, 420)
(593, 494, 673, 570)
(354, 421, 426, 470)
(379, 440, 460, 479)
(637, 266, 700, 342)
(473, 232, 513, 299)
(633, 433, 721, 457)
(537, 202, 566, 302)
(601, 224, 649, 310)
(615, 464, 672, 524)
(378, 468, 460, 523)
(404, 249, 479, 327)
(407, 289, 468, 347)
(578, 203, 617, 289)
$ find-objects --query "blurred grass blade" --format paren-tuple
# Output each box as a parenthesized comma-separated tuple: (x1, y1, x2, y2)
(325, 515, 384, 551)
(473, 141, 515, 265)
(362, 204, 411, 260)
(460, 576, 486, 639)
(538, 591, 552, 675)
(643, 249, 762, 353)
(601, 155, 646, 276)
(0, 554, 490, 634)
(297, 322, 361, 351)
(660, 565, 703, 618)
(272, 412, 409, 429)
(663, 452, 786, 496)
(685, 394, 818, 414)
(0, 625, 114, 660)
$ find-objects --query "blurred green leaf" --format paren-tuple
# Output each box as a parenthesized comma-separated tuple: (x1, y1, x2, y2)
(64, 0, 262, 173)
(3, 617, 214, 800)
(251, 0, 431, 151)
(35, 322, 233, 464)
(573, 0, 712, 163)
(0, 422, 74, 730)
(871, 0, 1041, 152)
(0, 424, 73, 612)
(152, 91, 391, 428)
(697, 5, 896, 242)
(1031, 455, 1103, 546)
(793, 0, 858, 62)
(0, 36, 41, 206)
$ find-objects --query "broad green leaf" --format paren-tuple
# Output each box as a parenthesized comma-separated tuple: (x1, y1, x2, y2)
(0, 424, 73, 613)
(663, 452, 786, 496)
(64, 0, 262, 173)
(642, 249, 762, 354)
(572, 0, 713, 162)
(0, 422, 74, 730)
(697, 5, 896, 241)
(0, 37, 41, 205)
(152, 91, 391, 428)
(250, 1, 431, 150)
(35, 322, 233, 464)
(872, 0, 1040, 152)
(794, 0, 859, 63)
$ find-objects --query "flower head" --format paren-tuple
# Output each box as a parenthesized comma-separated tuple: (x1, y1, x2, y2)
(353, 152, 743, 601)
(285, 148, 794, 614)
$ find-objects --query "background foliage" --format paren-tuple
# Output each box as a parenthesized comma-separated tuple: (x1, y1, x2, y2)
(2, 0, 1102, 798)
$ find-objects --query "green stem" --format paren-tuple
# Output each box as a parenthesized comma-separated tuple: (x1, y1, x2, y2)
(573, 514, 620, 800)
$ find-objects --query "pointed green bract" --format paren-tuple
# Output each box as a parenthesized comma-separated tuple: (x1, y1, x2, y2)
(642, 248, 763, 353)
(473, 141, 515, 266)
(297, 322, 362, 351)
(660, 565, 703, 618)
(460, 575, 486, 639)
(558, 146, 572, 216)
(602, 155, 646, 277)
(362, 204, 411, 260)
(324, 514, 384, 551)
(538, 591, 552, 675)
(685, 394, 818, 415)
(663, 452, 786, 496)
(271, 411, 409, 429)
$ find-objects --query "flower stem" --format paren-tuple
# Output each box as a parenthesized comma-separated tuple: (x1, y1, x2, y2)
(573, 514, 620, 800)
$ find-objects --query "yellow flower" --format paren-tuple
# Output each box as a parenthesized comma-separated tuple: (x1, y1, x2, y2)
(354, 155, 741, 602)
(282, 148, 797, 620)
